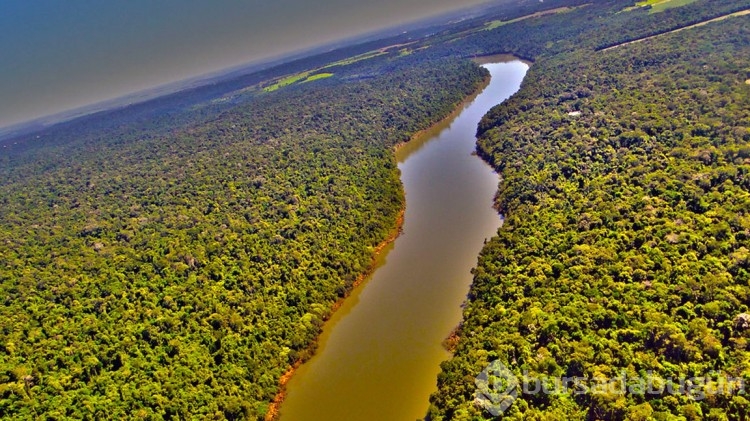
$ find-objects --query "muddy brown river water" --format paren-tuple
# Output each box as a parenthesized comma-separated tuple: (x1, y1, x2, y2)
(278, 58, 529, 421)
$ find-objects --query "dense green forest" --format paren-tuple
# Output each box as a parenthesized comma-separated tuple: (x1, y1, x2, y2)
(428, 3, 750, 421)
(3, 0, 750, 419)
(0, 53, 486, 418)
(421, 0, 750, 62)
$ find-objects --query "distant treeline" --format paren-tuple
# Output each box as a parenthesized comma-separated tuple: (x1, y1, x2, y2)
(421, 0, 750, 60)
(3, 0, 750, 419)
(0, 45, 486, 418)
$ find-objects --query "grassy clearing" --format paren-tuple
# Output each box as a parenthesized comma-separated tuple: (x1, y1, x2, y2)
(624, 0, 698, 14)
(321, 51, 388, 70)
(302, 73, 334, 83)
(263, 72, 310, 92)
(483, 6, 579, 31)
(262, 47, 393, 93)
(485, 19, 510, 30)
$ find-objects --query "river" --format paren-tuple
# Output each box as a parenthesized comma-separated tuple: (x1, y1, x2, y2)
(277, 58, 529, 421)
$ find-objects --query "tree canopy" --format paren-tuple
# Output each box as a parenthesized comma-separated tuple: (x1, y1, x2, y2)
(428, 3, 750, 420)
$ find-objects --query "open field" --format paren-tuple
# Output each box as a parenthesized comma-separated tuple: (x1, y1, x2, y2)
(624, 0, 698, 14)
(302, 73, 334, 83)
(321, 51, 388, 69)
(262, 48, 395, 92)
(263, 72, 310, 92)
(484, 6, 582, 30)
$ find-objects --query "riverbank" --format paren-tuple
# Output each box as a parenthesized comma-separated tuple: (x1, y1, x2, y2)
(265, 60, 520, 421)
(264, 72, 489, 419)
(472, 53, 534, 66)
(393, 56, 529, 158)
(265, 66, 493, 419)
(264, 208, 404, 421)
(274, 60, 527, 421)
(263, 67, 495, 421)
(393, 73, 491, 156)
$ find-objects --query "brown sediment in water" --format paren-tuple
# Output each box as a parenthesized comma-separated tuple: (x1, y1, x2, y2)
(264, 208, 404, 421)
(394, 73, 491, 155)
(264, 70, 494, 421)
(269, 60, 529, 421)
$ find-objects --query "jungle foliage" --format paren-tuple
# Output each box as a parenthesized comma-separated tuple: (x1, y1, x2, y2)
(3, 0, 750, 419)
(429, 8, 750, 421)
(421, 0, 750, 62)
(0, 56, 486, 419)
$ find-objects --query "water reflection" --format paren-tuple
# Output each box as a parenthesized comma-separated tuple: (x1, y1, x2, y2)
(279, 59, 529, 421)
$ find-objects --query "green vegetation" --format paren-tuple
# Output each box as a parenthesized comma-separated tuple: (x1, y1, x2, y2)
(262, 49, 387, 92)
(262, 72, 310, 92)
(484, 19, 511, 30)
(483, 6, 578, 31)
(422, 0, 750, 59)
(302, 73, 334, 83)
(320, 50, 388, 69)
(0, 54, 487, 419)
(632, 0, 699, 14)
(4, 0, 750, 419)
(428, 2, 750, 420)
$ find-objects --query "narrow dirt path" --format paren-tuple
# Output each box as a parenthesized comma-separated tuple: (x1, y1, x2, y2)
(600, 9, 750, 52)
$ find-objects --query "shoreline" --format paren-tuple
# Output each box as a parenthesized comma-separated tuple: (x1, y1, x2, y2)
(471, 53, 534, 66)
(264, 69, 492, 421)
(264, 208, 405, 421)
(394, 73, 492, 159)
